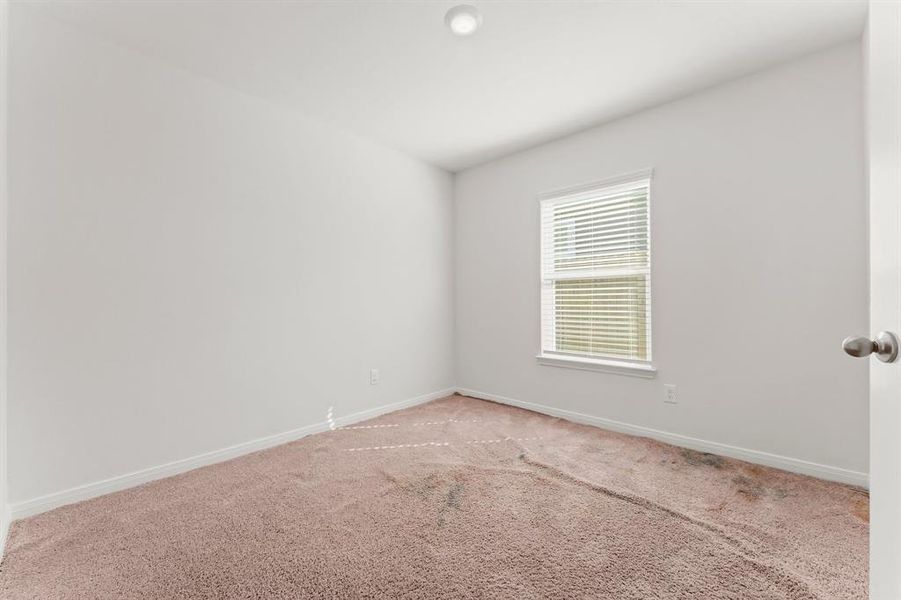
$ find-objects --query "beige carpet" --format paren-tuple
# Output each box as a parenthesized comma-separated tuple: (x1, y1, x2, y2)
(0, 394, 867, 599)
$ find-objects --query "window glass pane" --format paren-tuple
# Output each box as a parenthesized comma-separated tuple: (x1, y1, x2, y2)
(553, 276, 649, 360)
(551, 192, 648, 272)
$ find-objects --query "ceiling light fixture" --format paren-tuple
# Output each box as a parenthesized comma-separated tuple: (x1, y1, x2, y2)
(445, 5, 483, 37)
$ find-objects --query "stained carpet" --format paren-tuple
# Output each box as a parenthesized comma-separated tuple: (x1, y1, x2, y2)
(0, 394, 867, 599)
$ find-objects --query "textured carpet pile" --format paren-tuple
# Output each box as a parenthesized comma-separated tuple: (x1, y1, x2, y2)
(0, 394, 867, 599)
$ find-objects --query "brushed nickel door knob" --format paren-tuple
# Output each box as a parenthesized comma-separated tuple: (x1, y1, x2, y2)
(843, 331, 899, 363)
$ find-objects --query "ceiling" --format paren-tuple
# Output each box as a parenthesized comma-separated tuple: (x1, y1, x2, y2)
(30, 1, 866, 172)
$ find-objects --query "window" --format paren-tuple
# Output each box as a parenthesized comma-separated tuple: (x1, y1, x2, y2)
(538, 171, 654, 376)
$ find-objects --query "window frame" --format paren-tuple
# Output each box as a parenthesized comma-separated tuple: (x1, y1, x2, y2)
(536, 169, 656, 378)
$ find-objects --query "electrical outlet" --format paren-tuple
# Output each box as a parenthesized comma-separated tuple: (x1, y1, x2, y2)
(370, 369, 380, 385)
(664, 384, 677, 404)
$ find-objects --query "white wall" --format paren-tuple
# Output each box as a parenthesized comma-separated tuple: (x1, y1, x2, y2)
(455, 42, 869, 478)
(0, 0, 10, 544)
(7, 9, 454, 506)
(5, 7, 869, 513)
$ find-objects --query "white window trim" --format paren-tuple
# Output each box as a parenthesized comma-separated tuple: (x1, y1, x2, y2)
(536, 169, 655, 377)
(536, 353, 657, 378)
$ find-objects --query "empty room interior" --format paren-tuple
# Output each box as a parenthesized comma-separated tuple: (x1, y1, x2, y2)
(1, 1, 900, 598)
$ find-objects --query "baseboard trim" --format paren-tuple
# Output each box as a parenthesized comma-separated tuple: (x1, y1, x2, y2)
(10, 387, 455, 521)
(10, 385, 866, 521)
(0, 505, 10, 558)
(457, 387, 869, 489)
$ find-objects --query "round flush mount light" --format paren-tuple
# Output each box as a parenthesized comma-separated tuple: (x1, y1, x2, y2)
(445, 4, 483, 36)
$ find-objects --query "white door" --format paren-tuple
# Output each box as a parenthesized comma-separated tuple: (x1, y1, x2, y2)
(866, 2, 901, 598)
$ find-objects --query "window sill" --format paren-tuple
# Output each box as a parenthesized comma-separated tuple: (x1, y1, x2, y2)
(535, 354, 657, 379)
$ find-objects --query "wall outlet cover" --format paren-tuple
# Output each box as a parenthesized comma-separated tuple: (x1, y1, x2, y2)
(664, 384, 677, 404)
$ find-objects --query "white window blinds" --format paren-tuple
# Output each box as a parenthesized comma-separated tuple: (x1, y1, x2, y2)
(540, 173, 652, 364)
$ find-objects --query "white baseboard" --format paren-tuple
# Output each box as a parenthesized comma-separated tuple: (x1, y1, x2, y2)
(8, 385, 866, 524)
(457, 387, 869, 489)
(9, 387, 455, 521)
(0, 505, 10, 558)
